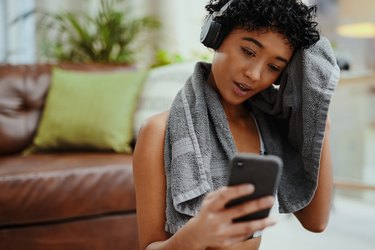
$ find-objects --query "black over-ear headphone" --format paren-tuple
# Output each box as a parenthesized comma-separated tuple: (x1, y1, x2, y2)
(200, 0, 234, 49)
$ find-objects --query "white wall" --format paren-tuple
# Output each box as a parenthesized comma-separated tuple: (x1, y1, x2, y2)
(94, 0, 212, 64)
(150, 0, 208, 58)
(35, 0, 86, 13)
(1, 0, 36, 63)
(3, 0, 375, 70)
(0, 0, 7, 62)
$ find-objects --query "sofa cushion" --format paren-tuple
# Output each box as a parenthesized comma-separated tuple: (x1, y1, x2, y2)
(0, 65, 52, 155)
(0, 153, 135, 227)
(28, 68, 148, 154)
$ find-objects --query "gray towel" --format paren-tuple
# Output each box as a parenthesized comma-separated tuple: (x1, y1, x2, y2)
(164, 37, 340, 234)
(250, 37, 340, 213)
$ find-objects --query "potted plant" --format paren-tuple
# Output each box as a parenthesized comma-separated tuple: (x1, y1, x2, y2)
(37, 0, 159, 65)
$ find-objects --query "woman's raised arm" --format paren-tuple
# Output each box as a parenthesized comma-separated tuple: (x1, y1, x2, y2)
(294, 118, 334, 232)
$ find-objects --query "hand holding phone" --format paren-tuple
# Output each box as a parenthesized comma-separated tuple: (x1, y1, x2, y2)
(226, 153, 283, 222)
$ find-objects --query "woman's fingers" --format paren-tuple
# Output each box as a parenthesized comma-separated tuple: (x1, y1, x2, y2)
(222, 195, 275, 221)
(204, 184, 254, 212)
(194, 185, 277, 248)
(225, 216, 277, 238)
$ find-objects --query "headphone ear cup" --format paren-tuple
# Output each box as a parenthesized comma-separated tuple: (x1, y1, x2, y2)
(200, 15, 224, 49)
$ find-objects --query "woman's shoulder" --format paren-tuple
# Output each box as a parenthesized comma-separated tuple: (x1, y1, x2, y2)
(138, 111, 169, 138)
(134, 111, 169, 157)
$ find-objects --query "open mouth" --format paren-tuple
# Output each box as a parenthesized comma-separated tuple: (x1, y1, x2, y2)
(235, 82, 252, 92)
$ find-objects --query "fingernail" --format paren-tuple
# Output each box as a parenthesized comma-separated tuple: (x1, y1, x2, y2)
(243, 184, 254, 192)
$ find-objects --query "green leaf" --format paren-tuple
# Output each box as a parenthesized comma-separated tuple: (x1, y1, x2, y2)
(36, 0, 160, 64)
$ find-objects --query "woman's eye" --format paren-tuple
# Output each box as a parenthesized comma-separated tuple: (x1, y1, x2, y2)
(242, 47, 255, 57)
(269, 64, 281, 72)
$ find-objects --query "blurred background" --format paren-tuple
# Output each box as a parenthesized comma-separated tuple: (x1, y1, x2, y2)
(1, 0, 374, 249)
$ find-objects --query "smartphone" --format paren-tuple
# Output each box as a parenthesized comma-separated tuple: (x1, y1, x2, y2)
(226, 153, 283, 222)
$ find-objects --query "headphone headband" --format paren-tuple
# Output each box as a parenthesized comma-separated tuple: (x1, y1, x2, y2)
(213, 0, 233, 18)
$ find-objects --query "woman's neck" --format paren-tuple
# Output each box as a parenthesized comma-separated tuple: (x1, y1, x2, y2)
(220, 99, 249, 123)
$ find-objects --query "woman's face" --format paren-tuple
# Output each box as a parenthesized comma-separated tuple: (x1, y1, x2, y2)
(209, 28, 293, 106)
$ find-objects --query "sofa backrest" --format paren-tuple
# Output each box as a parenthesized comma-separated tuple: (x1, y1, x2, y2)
(0, 64, 53, 155)
(133, 61, 196, 137)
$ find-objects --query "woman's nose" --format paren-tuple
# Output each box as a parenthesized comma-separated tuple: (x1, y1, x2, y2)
(244, 65, 261, 82)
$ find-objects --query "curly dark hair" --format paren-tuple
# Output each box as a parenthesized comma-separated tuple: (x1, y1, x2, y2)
(205, 0, 320, 50)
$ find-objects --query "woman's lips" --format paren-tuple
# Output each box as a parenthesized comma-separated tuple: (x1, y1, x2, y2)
(233, 82, 252, 97)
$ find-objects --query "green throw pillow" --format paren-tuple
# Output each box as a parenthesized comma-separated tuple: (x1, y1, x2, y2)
(30, 67, 148, 153)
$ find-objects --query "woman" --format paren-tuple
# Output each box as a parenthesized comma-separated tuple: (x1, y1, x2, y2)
(133, 0, 336, 249)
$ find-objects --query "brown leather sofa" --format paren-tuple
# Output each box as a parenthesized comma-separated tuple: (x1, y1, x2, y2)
(0, 64, 139, 250)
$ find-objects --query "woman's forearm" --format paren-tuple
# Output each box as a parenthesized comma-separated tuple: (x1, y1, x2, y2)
(144, 219, 204, 250)
(294, 119, 333, 232)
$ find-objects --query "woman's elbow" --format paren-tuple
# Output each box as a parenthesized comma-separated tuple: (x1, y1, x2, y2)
(295, 209, 330, 233)
(300, 219, 329, 233)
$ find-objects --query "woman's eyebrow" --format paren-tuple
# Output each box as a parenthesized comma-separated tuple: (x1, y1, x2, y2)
(242, 36, 289, 64)
(276, 56, 289, 64)
(242, 36, 263, 48)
